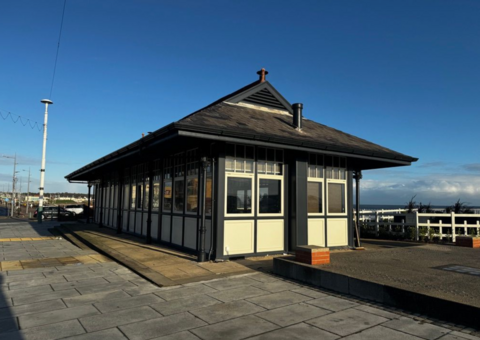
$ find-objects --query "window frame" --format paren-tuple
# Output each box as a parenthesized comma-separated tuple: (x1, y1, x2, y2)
(224, 172, 255, 217)
(307, 176, 324, 216)
(326, 179, 347, 216)
(257, 173, 284, 217)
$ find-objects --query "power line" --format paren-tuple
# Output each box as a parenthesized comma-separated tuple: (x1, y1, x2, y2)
(0, 109, 42, 131)
(49, 0, 67, 99)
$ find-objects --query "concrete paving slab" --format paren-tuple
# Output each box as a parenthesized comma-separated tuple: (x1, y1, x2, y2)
(247, 291, 312, 309)
(206, 285, 268, 303)
(2, 284, 53, 299)
(251, 280, 300, 293)
(59, 328, 128, 340)
(94, 293, 165, 313)
(119, 312, 207, 340)
(383, 317, 452, 340)
(247, 322, 340, 340)
(190, 300, 265, 324)
(124, 284, 164, 296)
(305, 295, 359, 312)
(13, 288, 79, 306)
(354, 304, 403, 319)
(63, 290, 130, 307)
(50, 277, 109, 291)
(306, 308, 389, 336)
(256, 302, 332, 327)
(0, 317, 18, 334)
(150, 294, 221, 316)
(2, 319, 85, 340)
(79, 305, 161, 332)
(75, 281, 137, 295)
(151, 330, 201, 340)
(0, 299, 66, 318)
(445, 332, 480, 340)
(291, 287, 329, 299)
(154, 284, 217, 301)
(341, 325, 424, 340)
(191, 314, 279, 340)
(203, 276, 259, 290)
(18, 304, 100, 329)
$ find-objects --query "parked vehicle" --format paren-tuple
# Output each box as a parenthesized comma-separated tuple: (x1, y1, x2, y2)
(64, 204, 84, 216)
(33, 206, 74, 219)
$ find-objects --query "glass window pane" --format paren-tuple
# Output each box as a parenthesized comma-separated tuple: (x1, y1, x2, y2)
(123, 185, 129, 209)
(206, 177, 212, 215)
(174, 180, 184, 213)
(226, 157, 234, 171)
(308, 166, 316, 178)
(258, 147, 266, 161)
(144, 184, 149, 210)
(235, 159, 244, 172)
(274, 164, 282, 175)
(258, 162, 265, 174)
(163, 180, 172, 211)
(246, 146, 254, 160)
(245, 160, 254, 173)
(276, 149, 283, 163)
(226, 144, 235, 158)
(267, 149, 275, 162)
(131, 185, 136, 209)
(316, 166, 323, 178)
(153, 183, 160, 209)
(137, 185, 143, 210)
(259, 179, 282, 214)
(236, 144, 245, 159)
(227, 177, 252, 214)
(307, 182, 322, 214)
(266, 162, 273, 174)
(328, 183, 345, 214)
(186, 178, 198, 213)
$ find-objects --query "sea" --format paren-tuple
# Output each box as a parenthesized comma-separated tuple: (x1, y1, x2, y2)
(360, 204, 480, 212)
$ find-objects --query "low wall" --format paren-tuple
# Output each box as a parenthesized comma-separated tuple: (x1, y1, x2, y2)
(273, 257, 480, 328)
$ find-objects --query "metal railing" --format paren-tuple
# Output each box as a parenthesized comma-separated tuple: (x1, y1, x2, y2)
(357, 210, 480, 242)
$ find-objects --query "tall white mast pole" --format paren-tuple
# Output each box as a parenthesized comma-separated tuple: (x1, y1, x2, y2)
(38, 99, 53, 223)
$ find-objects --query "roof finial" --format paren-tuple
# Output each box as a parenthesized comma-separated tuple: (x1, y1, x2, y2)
(256, 68, 268, 82)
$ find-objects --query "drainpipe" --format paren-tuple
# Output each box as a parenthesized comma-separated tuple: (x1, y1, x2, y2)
(208, 158, 216, 261)
(99, 180, 104, 228)
(198, 157, 210, 262)
(353, 170, 362, 247)
(117, 171, 123, 234)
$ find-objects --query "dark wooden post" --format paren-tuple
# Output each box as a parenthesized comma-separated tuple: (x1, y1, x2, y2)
(353, 170, 362, 248)
(146, 162, 154, 244)
(99, 180, 104, 228)
(87, 183, 92, 224)
(198, 157, 210, 262)
(117, 172, 123, 234)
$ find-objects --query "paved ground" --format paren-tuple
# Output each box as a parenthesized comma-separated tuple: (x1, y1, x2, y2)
(0, 221, 479, 340)
(322, 239, 480, 308)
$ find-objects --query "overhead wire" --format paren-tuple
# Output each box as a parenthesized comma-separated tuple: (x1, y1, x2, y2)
(49, 0, 67, 99)
(0, 109, 42, 131)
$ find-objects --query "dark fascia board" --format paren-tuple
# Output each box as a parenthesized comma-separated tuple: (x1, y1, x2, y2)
(225, 81, 293, 114)
(65, 123, 178, 181)
(174, 122, 418, 164)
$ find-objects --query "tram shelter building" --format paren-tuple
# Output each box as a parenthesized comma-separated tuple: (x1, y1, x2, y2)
(65, 69, 417, 261)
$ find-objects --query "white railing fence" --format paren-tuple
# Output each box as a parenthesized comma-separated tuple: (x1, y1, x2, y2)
(357, 210, 480, 242)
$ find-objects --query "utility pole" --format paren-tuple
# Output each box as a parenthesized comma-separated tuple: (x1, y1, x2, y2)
(26, 168, 31, 218)
(38, 99, 53, 223)
(2, 154, 17, 217)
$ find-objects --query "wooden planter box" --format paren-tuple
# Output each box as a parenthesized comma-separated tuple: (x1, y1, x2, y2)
(296, 245, 330, 265)
(456, 236, 480, 248)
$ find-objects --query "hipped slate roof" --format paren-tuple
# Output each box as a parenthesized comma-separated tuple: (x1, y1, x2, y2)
(66, 72, 417, 181)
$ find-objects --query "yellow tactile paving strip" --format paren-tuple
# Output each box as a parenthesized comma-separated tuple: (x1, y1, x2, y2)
(0, 237, 57, 242)
(0, 254, 112, 271)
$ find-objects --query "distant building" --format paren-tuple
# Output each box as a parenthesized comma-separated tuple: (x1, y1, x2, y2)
(66, 70, 417, 260)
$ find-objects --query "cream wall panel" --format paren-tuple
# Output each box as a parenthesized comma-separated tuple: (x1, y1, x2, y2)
(161, 215, 171, 242)
(151, 214, 159, 239)
(172, 216, 183, 245)
(308, 219, 325, 247)
(257, 220, 284, 252)
(129, 213, 135, 233)
(112, 209, 117, 229)
(224, 220, 254, 256)
(184, 218, 197, 250)
(327, 218, 348, 247)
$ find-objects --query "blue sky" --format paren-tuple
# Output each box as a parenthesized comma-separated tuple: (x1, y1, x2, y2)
(1, 0, 479, 206)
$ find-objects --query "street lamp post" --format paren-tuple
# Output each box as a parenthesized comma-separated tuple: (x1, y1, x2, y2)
(38, 99, 53, 223)
(26, 168, 31, 218)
